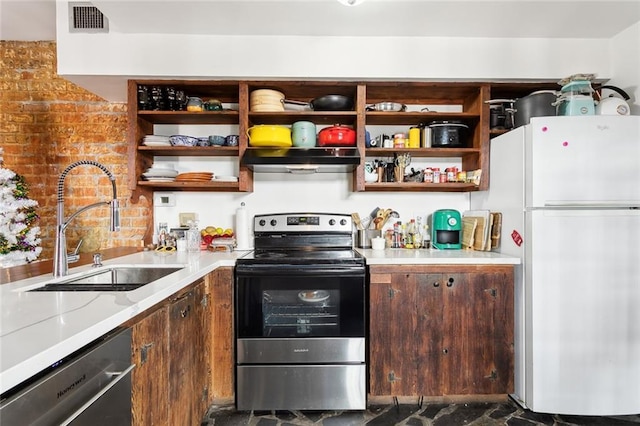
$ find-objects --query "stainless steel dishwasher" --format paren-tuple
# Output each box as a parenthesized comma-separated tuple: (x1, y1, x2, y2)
(0, 328, 134, 425)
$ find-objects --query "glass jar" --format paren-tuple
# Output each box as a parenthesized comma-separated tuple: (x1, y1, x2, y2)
(186, 97, 203, 112)
(186, 220, 200, 252)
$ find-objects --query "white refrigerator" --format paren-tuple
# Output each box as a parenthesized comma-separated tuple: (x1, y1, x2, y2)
(470, 115, 640, 415)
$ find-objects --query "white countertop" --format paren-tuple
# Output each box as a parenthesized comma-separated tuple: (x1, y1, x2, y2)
(0, 250, 246, 394)
(358, 248, 521, 265)
(0, 248, 519, 394)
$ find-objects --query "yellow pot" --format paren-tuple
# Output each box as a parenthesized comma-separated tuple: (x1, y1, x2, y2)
(247, 125, 292, 147)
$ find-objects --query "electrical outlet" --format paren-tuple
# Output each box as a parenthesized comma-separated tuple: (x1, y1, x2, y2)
(154, 193, 176, 207)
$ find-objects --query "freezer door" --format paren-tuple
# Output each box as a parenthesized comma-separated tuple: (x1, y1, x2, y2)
(526, 116, 640, 207)
(525, 208, 640, 415)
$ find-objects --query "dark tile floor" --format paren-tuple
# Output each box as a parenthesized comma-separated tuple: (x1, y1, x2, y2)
(202, 400, 640, 426)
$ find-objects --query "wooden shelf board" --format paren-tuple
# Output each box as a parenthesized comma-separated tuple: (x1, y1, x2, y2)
(365, 147, 480, 158)
(363, 182, 480, 192)
(137, 181, 242, 192)
(137, 146, 239, 156)
(248, 111, 357, 125)
(137, 110, 240, 125)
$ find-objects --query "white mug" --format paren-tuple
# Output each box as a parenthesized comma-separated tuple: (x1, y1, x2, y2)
(371, 237, 386, 250)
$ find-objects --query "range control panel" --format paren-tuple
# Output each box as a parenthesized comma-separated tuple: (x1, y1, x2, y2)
(254, 213, 352, 233)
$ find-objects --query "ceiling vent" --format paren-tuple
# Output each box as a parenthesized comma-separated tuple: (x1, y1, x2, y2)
(69, 2, 109, 33)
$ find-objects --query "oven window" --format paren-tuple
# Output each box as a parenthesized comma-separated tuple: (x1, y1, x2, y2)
(236, 274, 365, 338)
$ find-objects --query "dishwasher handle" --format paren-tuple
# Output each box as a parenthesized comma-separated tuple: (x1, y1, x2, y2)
(59, 364, 136, 426)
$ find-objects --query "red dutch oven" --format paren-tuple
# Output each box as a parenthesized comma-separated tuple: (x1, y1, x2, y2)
(317, 125, 356, 147)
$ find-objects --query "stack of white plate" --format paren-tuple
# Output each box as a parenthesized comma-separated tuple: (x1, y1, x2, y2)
(141, 165, 179, 182)
(214, 175, 239, 182)
(142, 135, 171, 146)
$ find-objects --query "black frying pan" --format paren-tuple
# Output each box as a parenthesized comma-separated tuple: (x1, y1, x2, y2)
(283, 94, 353, 111)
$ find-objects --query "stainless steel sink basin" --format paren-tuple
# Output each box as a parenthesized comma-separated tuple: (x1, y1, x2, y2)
(29, 265, 184, 292)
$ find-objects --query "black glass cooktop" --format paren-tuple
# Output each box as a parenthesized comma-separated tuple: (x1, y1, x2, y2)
(237, 249, 364, 266)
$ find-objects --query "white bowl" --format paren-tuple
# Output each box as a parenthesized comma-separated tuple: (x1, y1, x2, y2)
(152, 163, 174, 170)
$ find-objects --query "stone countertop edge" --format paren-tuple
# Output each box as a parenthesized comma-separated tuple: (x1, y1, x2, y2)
(357, 248, 521, 265)
(0, 248, 519, 394)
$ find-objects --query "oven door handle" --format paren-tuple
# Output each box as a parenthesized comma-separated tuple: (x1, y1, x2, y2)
(58, 364, 136, 426)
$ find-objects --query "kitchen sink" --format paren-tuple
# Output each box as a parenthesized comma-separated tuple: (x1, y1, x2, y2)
(29, 265, 184, 292)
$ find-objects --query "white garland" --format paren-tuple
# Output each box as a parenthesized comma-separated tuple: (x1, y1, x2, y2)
(0, 165, 42, 267)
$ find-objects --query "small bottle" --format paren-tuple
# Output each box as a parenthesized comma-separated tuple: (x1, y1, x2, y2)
(392, 221, 402, 248)
(400, 223, 408, 248)
(423, 224, 431, 249)
(414, 217, 423, 249)
(407, 219, 417, 248)
(186, 220, 200, 252)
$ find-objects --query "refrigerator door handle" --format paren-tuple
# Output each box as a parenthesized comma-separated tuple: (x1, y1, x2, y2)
(540, 202, 640, 209)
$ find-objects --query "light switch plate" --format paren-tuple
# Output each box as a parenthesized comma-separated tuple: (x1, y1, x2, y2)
(154, 193, 176, 207)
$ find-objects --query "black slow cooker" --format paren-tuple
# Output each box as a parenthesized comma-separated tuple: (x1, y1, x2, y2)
(428, 121, 470, 147)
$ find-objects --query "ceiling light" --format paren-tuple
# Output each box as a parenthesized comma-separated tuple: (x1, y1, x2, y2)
(337, 0, 367, 6)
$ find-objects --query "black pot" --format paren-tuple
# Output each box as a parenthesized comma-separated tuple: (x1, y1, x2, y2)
(428, 121, 469, 147)
(514, 90, 558, 128)
(490, 104, 506, 128)
(283, 95, 353, 111)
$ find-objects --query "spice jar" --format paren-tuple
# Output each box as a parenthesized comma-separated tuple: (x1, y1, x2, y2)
(204, 99, 222, 111)
(393, 133, 407, 148)
(186, 97, 204, 112)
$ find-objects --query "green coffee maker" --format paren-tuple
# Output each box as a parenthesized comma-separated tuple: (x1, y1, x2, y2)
(431, 209, 462, 250)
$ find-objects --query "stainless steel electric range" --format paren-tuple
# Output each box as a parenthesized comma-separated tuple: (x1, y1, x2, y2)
(234, 213, 367, 411)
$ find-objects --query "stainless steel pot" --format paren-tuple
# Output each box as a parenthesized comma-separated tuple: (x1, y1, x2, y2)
(366, 102, 406, 112)
(514, 90, 558, 128)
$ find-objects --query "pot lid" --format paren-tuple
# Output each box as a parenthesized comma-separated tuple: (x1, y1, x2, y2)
(428, 120, 469, 128)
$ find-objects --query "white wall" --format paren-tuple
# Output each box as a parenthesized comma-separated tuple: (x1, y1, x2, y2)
(53, 2, 638, 236)
(609, 21, 640, 115)
(153, 174, 468, 243)
(151, 124, 468, 236)
(55, 0, 613, 103)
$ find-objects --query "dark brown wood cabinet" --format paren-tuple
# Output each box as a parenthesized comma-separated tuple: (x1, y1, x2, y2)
(168, 280, 210, 425)
(208, 266, 235, 403)
(129, 277, 212, 425)
(131, 301, 169, 425)
(369, 264, 514, 398)
(127, 80, 498, 199)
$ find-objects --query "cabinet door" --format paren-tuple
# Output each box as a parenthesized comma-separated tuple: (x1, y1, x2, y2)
(369, 271, 418, 396)
(415, 273, 445, 395)
(442, 271, 514, 395)
(168, 289, 199, 426)
(209, 267, 235, 402)
(131, 305, 169, 426)
(193, 280, 212, 414)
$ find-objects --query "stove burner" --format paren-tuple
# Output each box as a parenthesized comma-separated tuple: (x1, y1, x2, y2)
(253, 252, 288, 259)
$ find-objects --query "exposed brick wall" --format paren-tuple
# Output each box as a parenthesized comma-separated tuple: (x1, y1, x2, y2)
(0, 41, 150, 260)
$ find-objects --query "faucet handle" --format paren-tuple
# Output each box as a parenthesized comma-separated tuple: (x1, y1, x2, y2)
(92, 253, 103, 268)
(71, 239, 83, 255)
(67, 239, 83, 263)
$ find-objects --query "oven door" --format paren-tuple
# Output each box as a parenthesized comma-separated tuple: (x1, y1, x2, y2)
(235, 263, 366, 363)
